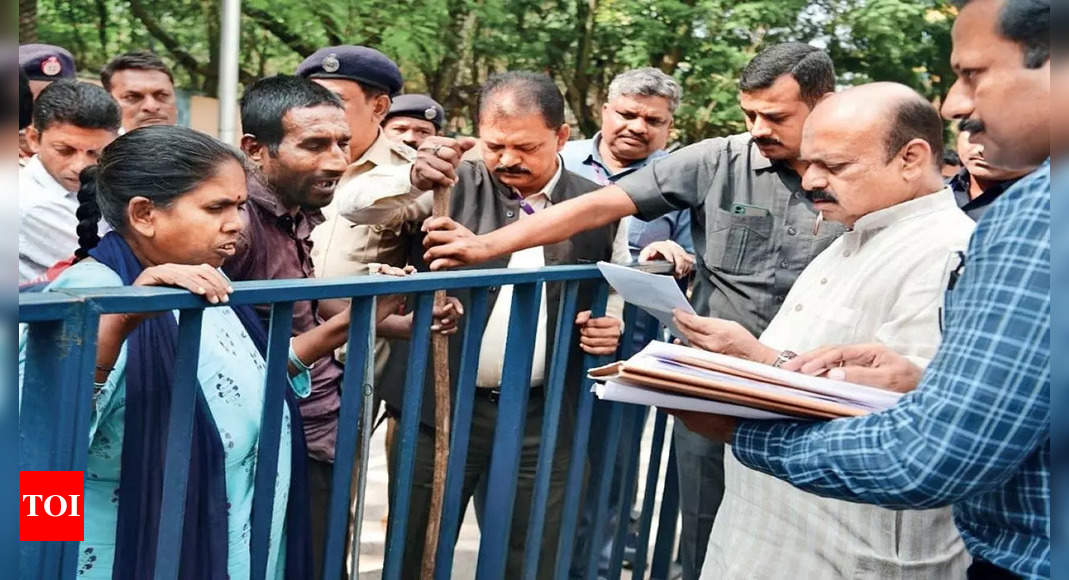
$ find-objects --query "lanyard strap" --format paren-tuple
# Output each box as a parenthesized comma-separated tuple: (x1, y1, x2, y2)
(511, 190, 538, 215)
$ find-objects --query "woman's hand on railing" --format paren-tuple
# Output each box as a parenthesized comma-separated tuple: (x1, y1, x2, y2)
(134, 263, 234, 304)
(575, 311, 622, 355)
(639, 240, 695, 279)
(93, 264, 236, 383)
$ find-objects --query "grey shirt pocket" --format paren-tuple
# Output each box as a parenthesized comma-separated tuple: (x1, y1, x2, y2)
(707, 208, 774, 275)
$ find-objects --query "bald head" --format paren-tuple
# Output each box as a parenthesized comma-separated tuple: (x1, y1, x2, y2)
(800, 82, 949, 227)
(810, 82, 944, 167)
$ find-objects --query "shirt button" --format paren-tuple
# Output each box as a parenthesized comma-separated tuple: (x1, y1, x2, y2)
(794, 304, 803, 312)
(506, 210, 515, 218)
(820, 277, 828, 285)
(787, 226, 797, 236)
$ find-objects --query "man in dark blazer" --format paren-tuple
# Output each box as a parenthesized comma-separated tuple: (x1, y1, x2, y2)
(374, 72, 630, 579)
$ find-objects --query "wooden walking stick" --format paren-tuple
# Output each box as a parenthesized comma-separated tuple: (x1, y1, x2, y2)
(422, 181, 453, 578)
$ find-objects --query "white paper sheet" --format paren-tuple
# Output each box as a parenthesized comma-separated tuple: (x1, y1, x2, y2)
(596, 261, 695, 340)
(593, 380, 794, 420)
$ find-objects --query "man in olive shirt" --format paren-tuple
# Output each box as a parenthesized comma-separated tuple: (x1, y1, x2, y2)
(418, 43, 845, 579)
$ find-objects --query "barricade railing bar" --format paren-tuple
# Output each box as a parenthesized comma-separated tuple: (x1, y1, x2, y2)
(18, 264, 683, 580)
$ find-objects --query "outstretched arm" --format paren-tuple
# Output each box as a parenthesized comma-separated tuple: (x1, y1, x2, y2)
(420, 185, 638, 269)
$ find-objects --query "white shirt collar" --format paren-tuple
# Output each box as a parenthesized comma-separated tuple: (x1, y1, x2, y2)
(850, 187, 958, 234)
(517, 155, 564, 203)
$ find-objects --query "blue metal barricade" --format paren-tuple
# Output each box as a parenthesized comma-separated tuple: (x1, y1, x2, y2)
(18, 265, 683, 580)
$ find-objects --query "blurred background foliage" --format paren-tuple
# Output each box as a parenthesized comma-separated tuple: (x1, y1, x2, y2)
(21, 0, 956, 142)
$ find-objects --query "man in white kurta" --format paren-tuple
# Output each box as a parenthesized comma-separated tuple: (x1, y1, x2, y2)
(671, 84, 977, 579)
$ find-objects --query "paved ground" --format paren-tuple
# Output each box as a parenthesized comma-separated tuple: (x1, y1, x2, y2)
(350, 413, 680, 579)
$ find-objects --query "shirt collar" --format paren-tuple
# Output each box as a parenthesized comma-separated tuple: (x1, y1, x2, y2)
(25, 155, 74, 197)
(850, 187, 958, 234)
(949, 167, 1023, 210)
(746, 136, 778, 173)
(529, 156, 564, 202)
(586, 132, 666, 175)
(350, 129, 395, 169)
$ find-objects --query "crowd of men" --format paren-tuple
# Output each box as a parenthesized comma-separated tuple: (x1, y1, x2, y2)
(17, 0, 1052, 578)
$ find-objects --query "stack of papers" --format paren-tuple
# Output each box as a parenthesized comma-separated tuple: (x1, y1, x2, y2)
(589, 341, 903, 420)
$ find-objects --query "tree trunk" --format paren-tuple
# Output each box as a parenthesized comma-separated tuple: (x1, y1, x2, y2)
(95, 0, 109, 53)
(563, 0, 599, 136)
(19, 0, 37, 43)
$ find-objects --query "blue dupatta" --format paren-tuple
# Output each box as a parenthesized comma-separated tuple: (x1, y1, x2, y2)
(90, 232, 311, 579)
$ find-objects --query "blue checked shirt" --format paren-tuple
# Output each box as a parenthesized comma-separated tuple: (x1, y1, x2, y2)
(731, 160, 1051, 579)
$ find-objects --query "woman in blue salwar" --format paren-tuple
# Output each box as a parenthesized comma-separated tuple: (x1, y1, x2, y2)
(23, 125, 351, 579)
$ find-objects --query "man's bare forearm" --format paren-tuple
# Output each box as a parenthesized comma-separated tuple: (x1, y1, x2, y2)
(483, 185, 638, 258)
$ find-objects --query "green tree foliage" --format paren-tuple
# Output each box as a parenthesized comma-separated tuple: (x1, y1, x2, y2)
(28, 0, 955, 142)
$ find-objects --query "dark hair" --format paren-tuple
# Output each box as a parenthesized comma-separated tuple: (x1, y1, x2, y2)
(478, 71, 565, 129)
(739, 43, 836, 107)
(19, 69, 32, 130)
(883, 95, 945, 167)
(33, 80, 121, 133)
(240, 74, 343, 153)
(100, 51, 175, 91)
(952, 0, 1049, 68)
(74, 125, 245, 260)
(942, 148, 961, 167)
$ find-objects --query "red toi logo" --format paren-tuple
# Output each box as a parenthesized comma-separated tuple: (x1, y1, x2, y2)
(20, 471, 84, 541)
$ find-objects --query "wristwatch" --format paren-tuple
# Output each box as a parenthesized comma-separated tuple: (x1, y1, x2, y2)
(772, 350, 798, 368)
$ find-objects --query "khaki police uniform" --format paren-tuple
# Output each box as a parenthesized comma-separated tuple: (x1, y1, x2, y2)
(310, 129, 432, 379)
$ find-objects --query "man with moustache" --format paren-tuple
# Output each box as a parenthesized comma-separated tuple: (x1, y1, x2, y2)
(561, 67, 694, 264)
(948, 130, 1034, 220)
(670, 0, 1051, 578)
(672, 83, 974, 579)
(560, 66, 693, 573)
(366, 71, 628, 580)
(416, 43, 846, 580)
(100, 51, 179, 132)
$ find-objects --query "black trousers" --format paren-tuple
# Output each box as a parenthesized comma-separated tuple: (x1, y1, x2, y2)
(307, 457, 351, 580)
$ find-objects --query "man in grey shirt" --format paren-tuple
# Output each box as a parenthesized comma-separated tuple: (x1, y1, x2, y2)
(416, 43, 845, 579)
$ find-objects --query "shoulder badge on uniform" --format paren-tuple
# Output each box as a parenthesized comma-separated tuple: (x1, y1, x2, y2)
(322, 53, 341, 73)
(41, 56, 62, 77)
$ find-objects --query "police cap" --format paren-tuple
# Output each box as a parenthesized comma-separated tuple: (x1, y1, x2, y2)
(295, 46, 402, 97)
(19, 44, 76, 81)
(384, 94, 446, 131)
